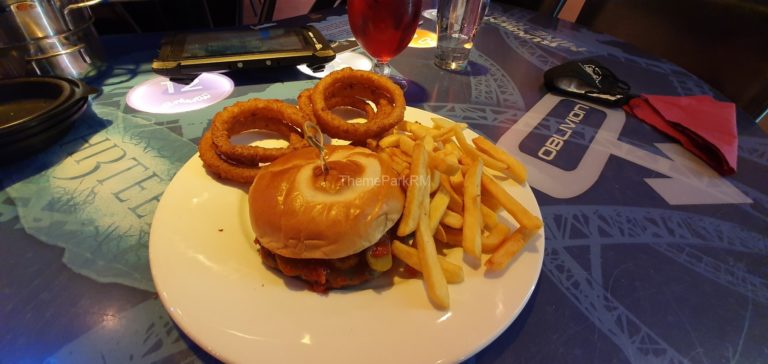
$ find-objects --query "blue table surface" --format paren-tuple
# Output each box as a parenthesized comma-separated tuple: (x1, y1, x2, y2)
(2, 3, 767, 364)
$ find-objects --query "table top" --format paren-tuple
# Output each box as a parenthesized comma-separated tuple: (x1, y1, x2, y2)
(2, 3, 767, 364)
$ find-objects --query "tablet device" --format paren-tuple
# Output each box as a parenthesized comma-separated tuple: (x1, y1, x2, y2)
(152, 25, 336, 81)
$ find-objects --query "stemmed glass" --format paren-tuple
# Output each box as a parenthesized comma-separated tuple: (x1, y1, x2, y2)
(347, 0, 423, 89)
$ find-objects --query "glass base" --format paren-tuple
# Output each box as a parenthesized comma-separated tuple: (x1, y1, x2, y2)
(371, 60, 408, 90)
(434, 47, 471, 71)
(434, 58, 468, 71)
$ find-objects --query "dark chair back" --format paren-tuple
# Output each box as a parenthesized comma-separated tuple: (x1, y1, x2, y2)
(575, 0, 768, 123)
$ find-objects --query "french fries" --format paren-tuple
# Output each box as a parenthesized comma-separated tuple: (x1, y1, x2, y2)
(434, 225, 463, 247)
(462, 159, 483, 258)
(399, 134, 415, 154)
(431, 117, 467, 131)
(378, 133, 402, 148)
(399, 120, 436, 139)
(429, 152, 461, 176)
(440, 209, 463, 229)
(429, 169, 441, 193)
(416, 190, 450, 309)
(377, 115, 542, 309)
(485, 228, 535, 271)
(449, 167, 464, 194)
(480, 204, 499, 228)
(397, 142, 428, 236)
(440, 175, 463, 212)
(480, 172, 543, 231)
(392, 240, 464, 284)
(481, 223, 510, 253)
(473, 135, 527, 185)
(453, 128, 508, 171)
(428, 186, 451, 233)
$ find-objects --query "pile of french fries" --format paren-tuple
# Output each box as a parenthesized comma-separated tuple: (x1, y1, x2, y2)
(375, 117, 543, 309)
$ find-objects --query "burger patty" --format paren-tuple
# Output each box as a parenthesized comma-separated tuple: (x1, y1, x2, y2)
(257, 235, 391, 292)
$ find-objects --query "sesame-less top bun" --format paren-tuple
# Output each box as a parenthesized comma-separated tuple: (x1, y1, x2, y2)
(248, 145, 405, 259)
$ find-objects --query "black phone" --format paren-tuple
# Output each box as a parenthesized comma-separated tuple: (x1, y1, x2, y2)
(152, 25, 336, 81)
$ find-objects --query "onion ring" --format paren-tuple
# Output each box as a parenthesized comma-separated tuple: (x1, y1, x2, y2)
(297, 89, 317, 123)
(210, 99, 309, 165)
(299, 88, 378, 123)
(326, 95, 377, 120)
(198, 130, 261, 184)
(309, 68, 405, 143)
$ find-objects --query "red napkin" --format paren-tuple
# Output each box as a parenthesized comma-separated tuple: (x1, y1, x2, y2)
(623, 94, 738, 175)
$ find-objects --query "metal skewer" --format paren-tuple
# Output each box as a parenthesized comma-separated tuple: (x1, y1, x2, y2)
(303, 122, 329, 176)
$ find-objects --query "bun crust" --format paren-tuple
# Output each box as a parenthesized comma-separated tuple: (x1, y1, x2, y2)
(248, 146, 404, 259)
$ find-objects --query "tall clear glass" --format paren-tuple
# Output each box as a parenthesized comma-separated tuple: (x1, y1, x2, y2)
(434, 0, 488, 71)
(347, 0, 423, 88)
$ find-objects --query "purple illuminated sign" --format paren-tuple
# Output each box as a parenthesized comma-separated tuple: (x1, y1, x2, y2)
(126, 73, 235, 114)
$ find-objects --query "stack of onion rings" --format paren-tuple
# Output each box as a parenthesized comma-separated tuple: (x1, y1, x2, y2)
(198, 69, 406, 184)
(299, 68, 405, 143)
(198, 99, 309, 184)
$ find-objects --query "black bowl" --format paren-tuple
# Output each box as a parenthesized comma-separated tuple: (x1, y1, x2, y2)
(0, 76, 98, 165)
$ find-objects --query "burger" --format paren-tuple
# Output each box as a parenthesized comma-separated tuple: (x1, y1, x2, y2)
(248, 145, 405, 292)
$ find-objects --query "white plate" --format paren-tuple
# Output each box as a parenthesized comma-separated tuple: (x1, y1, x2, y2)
(149, 107, 545, 364)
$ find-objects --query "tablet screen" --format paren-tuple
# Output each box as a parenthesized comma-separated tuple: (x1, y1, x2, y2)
(181, 28, 308, 58)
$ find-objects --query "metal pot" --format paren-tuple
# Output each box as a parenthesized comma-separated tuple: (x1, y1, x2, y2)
(0, 0, 104, 80)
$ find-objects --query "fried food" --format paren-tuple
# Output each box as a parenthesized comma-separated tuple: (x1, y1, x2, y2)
(480, 171, 543, 231)
(197, 98, 313, 184)
(416, 190, 450, 309)
(481, 223, 510, 253)
(397, 142, 429, 236)
(472, 135, 528, 185)
(462, 159, 483, 258)
(485, 228, 534, 271)
(374, 113, 542, 308)
(428, 185, 451, 233)
(391, 240, 464, 284)
(198, 130, 261, 184)
(210, 99, 308, 165)
(303, 68, 406, 143)
(298, 88, 378, 124)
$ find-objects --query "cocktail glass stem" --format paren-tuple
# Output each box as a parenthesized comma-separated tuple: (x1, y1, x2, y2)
(372, 61, 391, 77)
(371, 60, 408, 90)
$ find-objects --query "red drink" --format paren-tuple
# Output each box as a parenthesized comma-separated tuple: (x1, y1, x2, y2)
(348, 0, 423, 63)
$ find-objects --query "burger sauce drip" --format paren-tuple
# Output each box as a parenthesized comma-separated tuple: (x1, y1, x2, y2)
(368, 237, 391, 257)
(313, 160, 364, 194)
